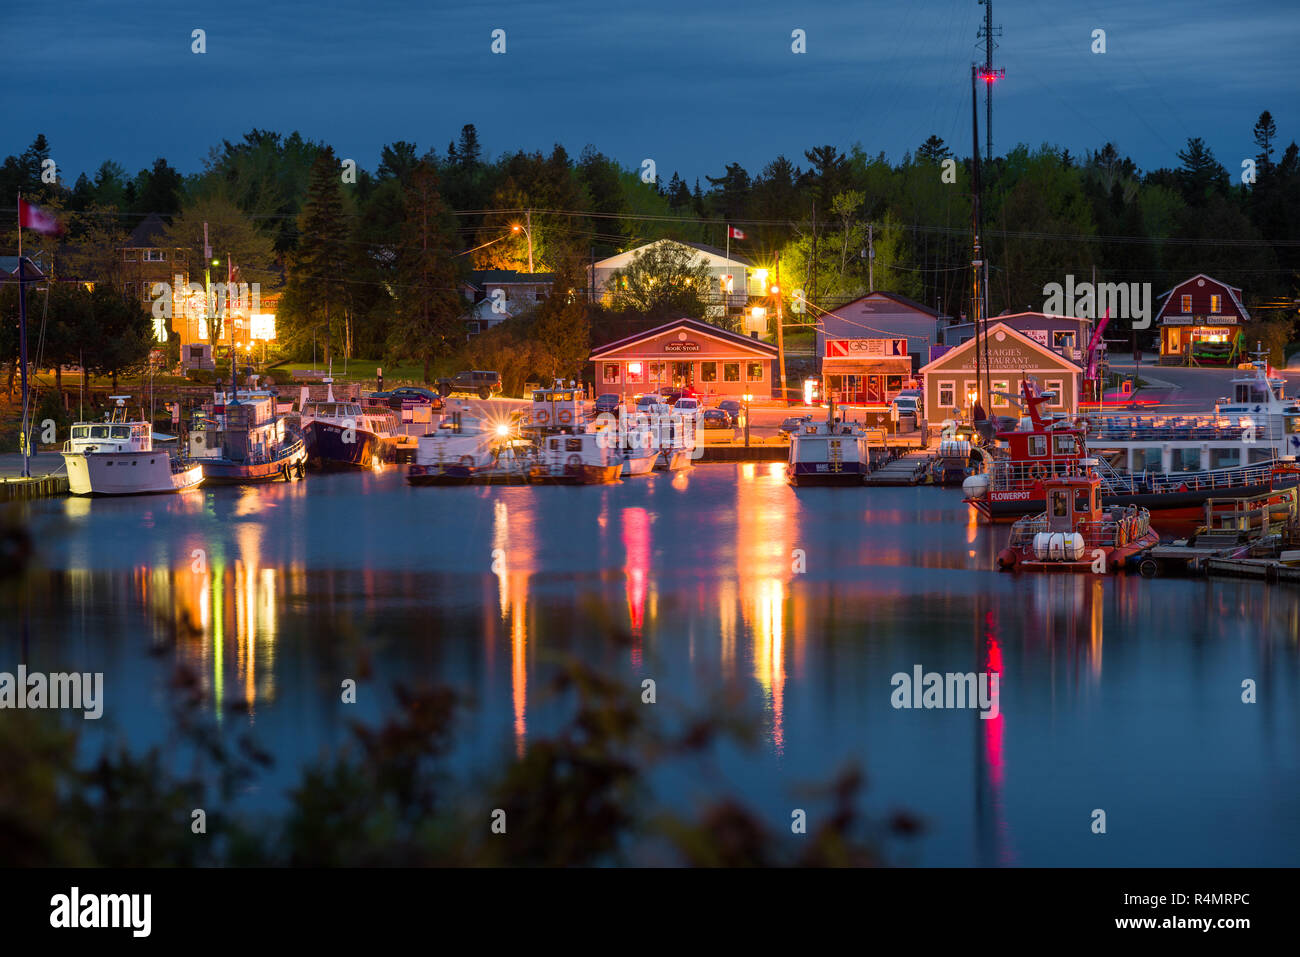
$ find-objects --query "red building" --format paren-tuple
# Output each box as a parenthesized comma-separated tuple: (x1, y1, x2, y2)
(1155, 274, 1250, 364)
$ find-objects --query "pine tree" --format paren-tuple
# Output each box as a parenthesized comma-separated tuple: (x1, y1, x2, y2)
(283, 147, 350, 363)
(1253, 111, 1278, 174)
(388, 161, 466, 382)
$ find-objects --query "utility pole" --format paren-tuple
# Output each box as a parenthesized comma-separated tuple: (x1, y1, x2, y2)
(775, 251, 787, 403)
(977, 0, 1004, 163)
(867, 222, 874, 291)
(525, 208, 533, 273)
(16, 194, 30, 478)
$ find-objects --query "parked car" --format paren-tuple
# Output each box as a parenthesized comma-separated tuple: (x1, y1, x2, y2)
(673, 397, 700, 414)
(778, 415, 812, 439)
(658, 390, 683, 406)
(716, 399, 742, 426)
(593, 393, 622, 416)
(701, 408, 732, 431)
(635, 394, 662, 412)
(373, 386, 444, 411)
(436, 370, 502, 399)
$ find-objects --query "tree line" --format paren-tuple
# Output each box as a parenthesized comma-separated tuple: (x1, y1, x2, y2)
(3, 111, 1298, 388)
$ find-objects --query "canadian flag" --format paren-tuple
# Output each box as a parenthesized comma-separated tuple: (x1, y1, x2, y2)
(18, 197, 64, 235)
(727, 226, 745, 240)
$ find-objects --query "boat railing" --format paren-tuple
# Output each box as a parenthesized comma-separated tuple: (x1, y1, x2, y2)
(1081, 414, 1274, 443)
(1144, 461, 1279, 495)
(1008, 510, 1150, 549)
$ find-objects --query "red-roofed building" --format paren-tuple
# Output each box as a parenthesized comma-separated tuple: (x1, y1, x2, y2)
(1155, 274, 1250, 364)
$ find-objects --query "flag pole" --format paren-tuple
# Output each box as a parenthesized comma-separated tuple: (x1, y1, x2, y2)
(17, 192, 31, 478)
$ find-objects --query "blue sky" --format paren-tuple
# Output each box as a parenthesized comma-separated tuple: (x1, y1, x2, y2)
(4, 0, 1297, 184)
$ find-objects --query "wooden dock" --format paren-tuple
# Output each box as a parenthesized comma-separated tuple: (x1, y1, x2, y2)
(863, 451, 934, 486)
(0, 474, 69, 502)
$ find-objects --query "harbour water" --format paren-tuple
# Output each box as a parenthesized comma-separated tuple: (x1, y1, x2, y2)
(5, 463, 1299, 865)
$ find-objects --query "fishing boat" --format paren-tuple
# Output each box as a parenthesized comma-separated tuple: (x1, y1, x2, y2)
(529, 432, 622, 485)
(928, 438, 988, 487)
(407, 404, 504, 485)
(300, 379, 398, 469)
(651, 403, 697, 472)
(591, 412, 658, 476)
(963, 379, 1300, 525)
(188, 390, 307, 484)
(787, 406, 873, 486)
(996, 464, 1159, 572)
(62, 396, 204, 496)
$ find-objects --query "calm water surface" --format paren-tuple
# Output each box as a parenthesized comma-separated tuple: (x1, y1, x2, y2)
(6, 463, 1300, 866)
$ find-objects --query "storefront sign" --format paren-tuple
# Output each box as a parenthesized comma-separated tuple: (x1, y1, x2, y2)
(826, 338, 907, 358)
(663, 341, 700, 353)
(1163, 316, 1236, 326)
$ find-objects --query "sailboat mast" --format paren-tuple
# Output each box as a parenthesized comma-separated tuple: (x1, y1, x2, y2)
(970, 66, 984, 418)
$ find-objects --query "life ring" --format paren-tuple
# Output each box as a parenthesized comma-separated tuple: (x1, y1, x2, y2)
(459, 455, 475, 468)
(281, 462, 291, 482)
(535, 410, 550, 424)
(566, 454, 583, 468)
(1029, 463, 1048, 482)
(1116, 522, 1127, 548)
(558, 408, 574, 425)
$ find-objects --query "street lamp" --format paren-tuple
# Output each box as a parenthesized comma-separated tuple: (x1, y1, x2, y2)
(743, 392, 753, 447)
(511, 218, 534, 273)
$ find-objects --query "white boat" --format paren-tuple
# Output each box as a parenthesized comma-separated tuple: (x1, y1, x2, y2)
(642, 402, 696, 471)
(62, 396, 204, 496)
(787, 410, 873, 486)
(407, 404, 503, 485)
(589, 408, 659, 476)
(530, 431, 622, 484)
(1084, 351, 1300, 474)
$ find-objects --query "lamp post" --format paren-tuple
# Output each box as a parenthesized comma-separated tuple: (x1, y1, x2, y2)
(743, 392, 753, 447)
(511, 212, 534, 273)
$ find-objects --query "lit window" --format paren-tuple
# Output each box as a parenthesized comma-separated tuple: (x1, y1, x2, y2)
(700, 362, 717, 382)
(746, 362, 763, 381)
(724, 363, 740, 382)
(603, 363, 619, 384)
(1181, 294, 1192, 313)
(1210, 294, 1221, 313)
(1029, 435, 1047, 456)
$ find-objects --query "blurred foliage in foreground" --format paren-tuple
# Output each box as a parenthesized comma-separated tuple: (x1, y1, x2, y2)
(0, 518, 919, 866)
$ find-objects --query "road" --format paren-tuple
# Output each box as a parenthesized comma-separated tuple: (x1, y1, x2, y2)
(1108, 356, 1300, 412)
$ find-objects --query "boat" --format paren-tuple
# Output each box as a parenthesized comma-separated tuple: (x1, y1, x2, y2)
(300, 379, 399, 469)
(962, 379, 1300, 525)
(62, 396, 204, 496)
(787, 406, 873, 486)
(1081, 350, 1300, 471)
(928, 438, 987, 487)
(650, 403, 697, 472)
(593, 412, 658, 476)
(188, 390, 307, 484)
(529, 431, 622, 485)
(407, 404, 504, 485)
(996, 463, 1159, 572)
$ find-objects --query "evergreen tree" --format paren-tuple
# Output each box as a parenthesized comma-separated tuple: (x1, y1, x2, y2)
(1253, 111, 1278, 174)
(281, 147, 350, 363)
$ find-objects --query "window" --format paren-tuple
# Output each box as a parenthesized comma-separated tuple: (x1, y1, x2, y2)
(700, 362, 717, 383)
(1074, 490, 1089, 513)
(1052, 331, 1076, 351)
(938, 381, 955, 408)
(1210, 294, 1221, 313)
(1181, 294, 1192, 313)
(603, 363, 620, 384)
(991, 380, 1009, 406)
(724, 363, 740, 382)
(1045, 379, 1064, 408)
(625, 363, 644, 384)
(746, 362, 763, 382)
(144, 249, 166, 262)
(1052, 491, 1068, 518)
(122, 249, 136, 262)
(123, 282, 135, 297)
(648, 361, 666, 383)
(1029, 435, 1047, 456)
(1052, 434, 1077, 455)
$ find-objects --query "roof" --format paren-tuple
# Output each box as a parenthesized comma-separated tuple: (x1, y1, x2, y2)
(0, 255, 47, 281)
(469, 269, 556, 286)
(829, 290, 941, 317)
(590, 316, 777, 358)
(919, 321, 1083, 374)
(592, 239, 755, 270)
(126, 212, 171, 248)
(1155, 273, 1250, 322)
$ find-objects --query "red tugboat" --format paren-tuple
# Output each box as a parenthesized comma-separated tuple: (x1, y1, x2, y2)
(996, 463, 1159, 572)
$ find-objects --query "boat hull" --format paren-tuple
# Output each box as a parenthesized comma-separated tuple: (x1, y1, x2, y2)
(655, 450, 693, 471)
(200, 444, 308, 484)
(407, 464, 474, 486)
(304, 420, 396, 469)
(1003, 529, 1161, 572)
(63, 452, 204, 496)
(970, 482, 1281, 526)
(530, 463, 622, 485)
(621, 451, 659, 476)
(788, 461, 868, 486)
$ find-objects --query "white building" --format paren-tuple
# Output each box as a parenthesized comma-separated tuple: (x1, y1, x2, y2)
(588, 240, 762, 320)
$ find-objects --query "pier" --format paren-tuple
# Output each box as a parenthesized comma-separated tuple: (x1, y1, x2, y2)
(863, 450, 936, 486)
(0, 453, 68, 502)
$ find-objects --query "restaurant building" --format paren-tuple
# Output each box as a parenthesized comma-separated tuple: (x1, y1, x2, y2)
(588, 317, 777, 399)
(919, 322, 1082, 424)
(1155, 274, 1250, 364)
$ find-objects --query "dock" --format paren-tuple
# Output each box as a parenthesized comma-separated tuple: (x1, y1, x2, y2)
(863, 450, 935, 486)
(0, 453, 69, 502)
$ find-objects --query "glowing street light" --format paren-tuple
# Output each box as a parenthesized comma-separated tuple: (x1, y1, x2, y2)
(511, 217, 534, 273)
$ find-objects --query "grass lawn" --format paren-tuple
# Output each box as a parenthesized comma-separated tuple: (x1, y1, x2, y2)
(269, 357, 455, 384)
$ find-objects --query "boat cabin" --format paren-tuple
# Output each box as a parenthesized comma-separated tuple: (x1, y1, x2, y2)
(1044, 472, 1102, 533)
(529, 384, 584, 432)
(67, 397, 153, 453)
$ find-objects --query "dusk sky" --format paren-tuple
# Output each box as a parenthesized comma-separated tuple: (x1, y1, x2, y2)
(5, 0, 1298, 185)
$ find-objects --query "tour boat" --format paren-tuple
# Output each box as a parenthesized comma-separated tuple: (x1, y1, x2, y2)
(962, 379, 1299, 525)
(996, 464, 1159, 572)
(62, 396, 204, 496)
(188, 390, 307, 484)
(529, 432, 622, 485)
(300, 380, 398, 469)
(787, 404, 872, 486)
(407, 406, 503, 485)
